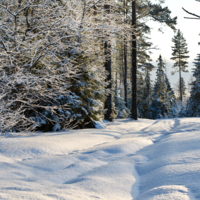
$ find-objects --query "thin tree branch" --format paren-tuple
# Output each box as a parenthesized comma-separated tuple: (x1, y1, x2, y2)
(85, 0, 102, 13)
(0, 38, 7, 51)
(184, 17, 200, 20)
(182, 7, 200, 19)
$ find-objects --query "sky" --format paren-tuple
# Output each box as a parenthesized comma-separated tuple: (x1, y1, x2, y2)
(149, 0, 200, 89)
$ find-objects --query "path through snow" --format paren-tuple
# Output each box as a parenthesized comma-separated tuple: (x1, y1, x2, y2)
(0, 118, 200, 199)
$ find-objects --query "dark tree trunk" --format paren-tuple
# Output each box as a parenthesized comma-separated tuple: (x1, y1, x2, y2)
(120, 72, 123, 97)
(132, 0, 137, 120)
(104, 4, 112, 121)
(178, 55, 182, 102)
(124, 41, 128, 107)
(179, 65, 183, 102)
(123, 0, 128, 108)
(115, 72, 118, 92)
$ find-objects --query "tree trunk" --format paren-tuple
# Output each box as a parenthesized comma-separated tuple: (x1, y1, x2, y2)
(124, 41, 128, 107)
(179, 66, 183, 102)
(104, 4, 112, 121)
(121, 42, 124, 98)
(120, 72, 123, 97)
(132, 0, 137, 120)
(115, 72, 118, 93)
(124, 0, 128, 107)
(178, 55, 183, 102)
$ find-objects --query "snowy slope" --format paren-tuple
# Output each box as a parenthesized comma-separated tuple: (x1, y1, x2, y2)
(0, 118, 200, 199)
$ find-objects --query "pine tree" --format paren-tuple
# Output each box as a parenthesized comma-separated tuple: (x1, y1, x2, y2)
(136, 0, 177, 67)
(111, 0, 177, 120)
(186, 54, 200, 116)
(150, 55, 177, 119)
(137, 74, 144, 118)
(171, 29, 189, 102)
(180, 77, 187, 97)
(139, 68, 152, 118)
(165, 76, 177, 118)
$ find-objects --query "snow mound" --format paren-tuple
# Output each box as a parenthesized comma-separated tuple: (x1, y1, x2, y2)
(0, 118, 200, 199)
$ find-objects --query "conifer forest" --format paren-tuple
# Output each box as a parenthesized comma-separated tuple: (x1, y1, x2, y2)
(0, 0, 200, 132)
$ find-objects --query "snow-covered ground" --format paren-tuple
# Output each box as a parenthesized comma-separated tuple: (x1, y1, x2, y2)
(1, 118, 200, 200)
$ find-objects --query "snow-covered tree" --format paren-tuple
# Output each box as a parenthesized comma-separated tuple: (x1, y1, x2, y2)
(186, 54, 200, 116)
(150, 55, 177, 119)
(138, 67, 152, 119)
(165, 76, 177, 118)
(171, 29, 189, 102)
(0, 0, 128, 132)
(0, 0, 78, 132)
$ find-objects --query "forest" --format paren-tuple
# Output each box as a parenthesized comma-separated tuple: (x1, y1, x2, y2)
(0, 0, 199, 132)
(2, 1, 200, 199)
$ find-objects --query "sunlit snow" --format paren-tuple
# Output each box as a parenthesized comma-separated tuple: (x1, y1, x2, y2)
(1, 118, 200, 199)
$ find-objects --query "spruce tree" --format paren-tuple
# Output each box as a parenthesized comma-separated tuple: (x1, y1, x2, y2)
(165, 76, 177, 118)
(150, 55, 177, 119)
(137, 74, 144, 118)
(111, 0, 177, 120)
(152, 55, 167, 99)
(140, 68, 152, 118)
(171, 29, 189, 102)
(186, 54, 200, 116)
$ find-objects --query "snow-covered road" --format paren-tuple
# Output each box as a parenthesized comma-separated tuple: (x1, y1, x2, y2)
(0, 118, 200, 199)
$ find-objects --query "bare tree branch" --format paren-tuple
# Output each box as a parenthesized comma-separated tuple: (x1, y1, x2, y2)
(182, 7, 200, 19)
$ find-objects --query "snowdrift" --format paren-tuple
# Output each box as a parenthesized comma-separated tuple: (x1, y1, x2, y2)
(0, 118, 200, 199)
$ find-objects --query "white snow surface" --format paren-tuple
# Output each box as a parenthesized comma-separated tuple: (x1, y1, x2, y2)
(1, 118, 200, 199)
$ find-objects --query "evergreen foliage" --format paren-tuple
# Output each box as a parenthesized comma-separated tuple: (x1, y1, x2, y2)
(150, 55, 177, 119)
(113, 95, 129, 118)
(136, 0, 177, 67)
(0, 0, 179, 131)
(70, 53, 108, 128)
(165, 76, 177, 117)
(138, 69, 152, 118)
(137, 74, 144, 117)
(186, 54, 200, 117)
(171, 29, 189, 102)
(113, 81, 130, 119)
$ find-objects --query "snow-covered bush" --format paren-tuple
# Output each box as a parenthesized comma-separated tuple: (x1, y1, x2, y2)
(114, 94, 130, 118)
(149, 98, 167, 119)
(0, 0, 82, 132)
(0, 0, 128, 132)
(110, 102, 118, 119)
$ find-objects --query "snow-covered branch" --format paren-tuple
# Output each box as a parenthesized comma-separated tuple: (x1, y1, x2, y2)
(0, 0, 131, 132)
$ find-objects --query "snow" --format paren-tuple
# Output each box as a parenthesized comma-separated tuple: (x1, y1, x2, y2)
(1, 118, 200, 199)
(94, 121, 105, 129)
